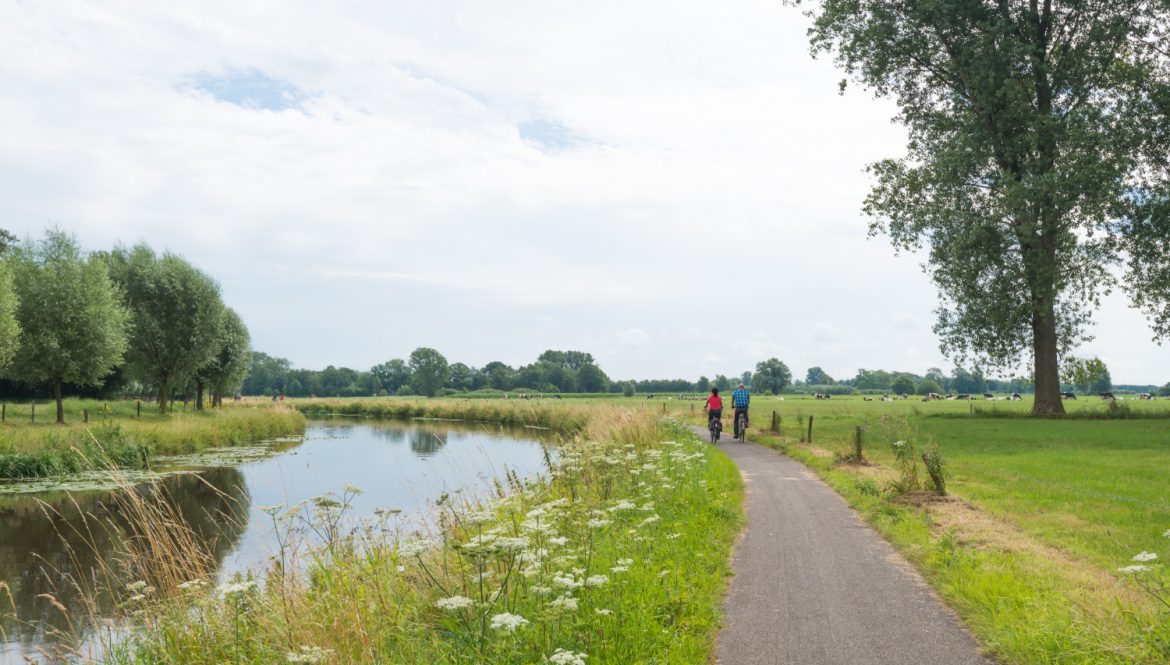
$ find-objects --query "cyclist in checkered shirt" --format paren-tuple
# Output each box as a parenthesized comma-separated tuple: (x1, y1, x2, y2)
(731, 383, 750, 438)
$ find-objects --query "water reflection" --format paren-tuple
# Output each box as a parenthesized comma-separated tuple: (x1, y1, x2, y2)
(0, 418, 552, 662)
(0, 468, 250, 659)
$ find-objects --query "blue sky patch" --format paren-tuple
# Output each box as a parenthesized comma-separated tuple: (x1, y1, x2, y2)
(518, 118, 591, 151)
(187, 68, 305, 111)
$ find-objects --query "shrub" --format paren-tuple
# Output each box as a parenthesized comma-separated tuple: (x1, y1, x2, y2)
(921, 442, 946, 495)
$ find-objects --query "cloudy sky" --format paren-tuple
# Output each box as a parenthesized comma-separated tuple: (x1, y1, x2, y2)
(1, 1, 1165, 384)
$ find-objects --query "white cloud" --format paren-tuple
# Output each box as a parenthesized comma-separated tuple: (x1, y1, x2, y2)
(614, 328, 651, 349)
(0, 1, 1165, 383)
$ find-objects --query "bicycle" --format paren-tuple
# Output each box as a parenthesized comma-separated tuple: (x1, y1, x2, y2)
(735, 411, 748, 443)
(708, 415, 722, 444)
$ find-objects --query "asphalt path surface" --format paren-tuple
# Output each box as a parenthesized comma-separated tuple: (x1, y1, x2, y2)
(698, 426, 992, 665)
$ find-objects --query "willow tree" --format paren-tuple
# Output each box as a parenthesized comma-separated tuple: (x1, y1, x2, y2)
(196, 307, 251, 408)
(6, 231, 129, 423)
(799, 0, 1170, 414)
(104, 244, 223, 413)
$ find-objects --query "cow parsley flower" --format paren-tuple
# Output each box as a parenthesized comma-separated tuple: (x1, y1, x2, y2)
(286, 646, 334, 664)
(1163, 528, 1170, 539)
(177, 579, 206, 591)
(587, 519, 612, 529)
(548, 595, 579, 612)
(595, 608, 613, 616)
(490, 612, 529, 632)
(436, 595, 475, 611)
(584, 575, 609, 588)
(1133, 551, 1159, 562)
(1118, 565, 1149, 574)
(548, 648, 587, 665)
(218, 580, 257, 596)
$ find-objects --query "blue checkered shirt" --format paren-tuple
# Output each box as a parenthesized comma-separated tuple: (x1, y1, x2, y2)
(732, 389, 750, 408)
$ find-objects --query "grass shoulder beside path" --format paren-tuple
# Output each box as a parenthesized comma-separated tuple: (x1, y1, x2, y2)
(0, 399, 305, 478)
(103, 406, 744, 664)
(719, 404, 1170, 664)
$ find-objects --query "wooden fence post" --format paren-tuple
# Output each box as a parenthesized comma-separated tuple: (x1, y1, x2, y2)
(770, 410, 778, 432)
(30, 401, 35, 423)
(136, 400, 141, 418)
(2, 403, 5, 422)
(807, 415, 814, 444)
(853, 425, 863, 461)
(83, 408, 89, 424)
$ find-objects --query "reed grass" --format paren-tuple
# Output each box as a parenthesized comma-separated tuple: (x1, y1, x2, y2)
(0, 407, 305, 478)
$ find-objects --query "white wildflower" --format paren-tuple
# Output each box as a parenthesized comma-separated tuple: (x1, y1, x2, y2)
(552, 574, 582, 589)
(641, 515, 660, 525)
(587, 519, 612, 529)
(1118, 565, 1150, 574)
(549, 648, 587, 665)
(1133, 551, 1159, 562)
(490, 612, 530, 632)
(465, 510, 495, 525)
(218, 580, 257, 596)
(584, 575, 609, 588)
(127, 594, 146, 603)
(435, 595, 475, 611)
(610, 566, 628, 573)
(617, 558, 633, 566)
(548, 595, 579, 612)
(530, 585, 553, 595)
(1163, 528, 1170, 539)
(259, 505, 284, 516)
(341, 484, 364, 495)
(126, 581, 148, 593)
(608, 500, 637, 512)
(595, 608, 613, 616)
(548, 536, 569, 546)
(494, 536, 530, 552)
(658, 570, 671, 578)
(177, 579, 205, 591)
(286, 646, 334, 664)
(396, 565, 405, 573)
(398, 540, 430, 557)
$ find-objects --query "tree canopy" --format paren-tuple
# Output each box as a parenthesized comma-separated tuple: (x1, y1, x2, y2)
(105, 244, 224, 413)
(753, 358, 792, 395)
(5, 231, 129, 423)
(800, 0, 1170, 415)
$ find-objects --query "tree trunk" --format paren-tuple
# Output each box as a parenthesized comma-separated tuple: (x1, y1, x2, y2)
(158, 375, 169, 415)
(196, 382, 204, 411)
(54, 378, 65, 424)
(1031, 303, 1066, 416)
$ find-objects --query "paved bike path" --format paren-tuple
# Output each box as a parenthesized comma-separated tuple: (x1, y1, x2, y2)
(699, 428, 991, 665)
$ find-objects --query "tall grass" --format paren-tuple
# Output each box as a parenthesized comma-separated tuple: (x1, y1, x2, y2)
(291, 398, 591, 435)
(0, 408, 305, 478)
(82, 404, 742, 663)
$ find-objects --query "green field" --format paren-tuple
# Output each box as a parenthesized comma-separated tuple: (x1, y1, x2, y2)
(661, 393, 1170, 663)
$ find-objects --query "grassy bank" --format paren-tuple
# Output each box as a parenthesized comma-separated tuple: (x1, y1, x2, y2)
(290, 397, 593, 436)
(697, 396, 1170, 663)
(101, 405, 743, 663)
(0, 403, 305, 478)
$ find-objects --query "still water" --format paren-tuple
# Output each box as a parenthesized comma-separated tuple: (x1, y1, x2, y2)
(0, 419, 552, 662)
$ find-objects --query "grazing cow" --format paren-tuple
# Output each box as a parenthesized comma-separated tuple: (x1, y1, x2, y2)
(1139, 393, 1154, 400)
(1100, 392, 1116, 400)
(1061, 392, 1077, 400)
(928, 392, 943, 400)
(1010, 393, 1022, 401)
(863, 397, 874, 402)
(983, 393, 995, 400)
(957, 394, 970, 400)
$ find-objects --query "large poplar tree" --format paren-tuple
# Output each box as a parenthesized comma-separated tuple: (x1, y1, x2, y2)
(105, 244, 224, 413)
(799, 0, 1170, 414)
(6, 231, 129, 423)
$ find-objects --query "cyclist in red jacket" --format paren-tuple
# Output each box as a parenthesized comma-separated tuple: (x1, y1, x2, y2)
(705, 387, 723, 436)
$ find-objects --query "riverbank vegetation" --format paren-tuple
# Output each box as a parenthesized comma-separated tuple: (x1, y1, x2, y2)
(0, 401, 304, 478)
(693, 394, 1170, 663)
(93, 403, 742, 663)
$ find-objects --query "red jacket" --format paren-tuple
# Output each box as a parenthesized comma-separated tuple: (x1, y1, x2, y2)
(706, 395, 723, 411)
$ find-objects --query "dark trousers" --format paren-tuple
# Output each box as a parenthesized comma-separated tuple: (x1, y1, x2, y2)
(708, 409, 722, 428)
(734, 406, 749, 434)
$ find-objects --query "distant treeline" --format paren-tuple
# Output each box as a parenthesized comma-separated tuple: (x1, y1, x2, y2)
(243, 349, 614, 398)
